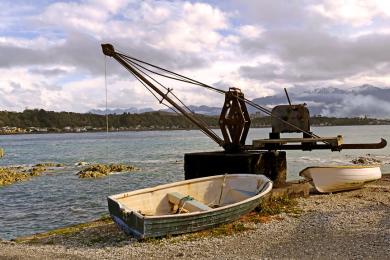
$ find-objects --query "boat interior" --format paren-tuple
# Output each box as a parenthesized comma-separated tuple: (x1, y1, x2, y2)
(112, 175, 269, 216)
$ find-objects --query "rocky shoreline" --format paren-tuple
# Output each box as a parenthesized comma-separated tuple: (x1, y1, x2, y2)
(0, 162, 139, 186)
(1, 174, 388, 259)
(0, 163, 64, 186)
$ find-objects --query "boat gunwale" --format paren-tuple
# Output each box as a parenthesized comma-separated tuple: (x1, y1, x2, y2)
(299, 165, 382, 193)
(108, 174, 272, 220)
(299, 164, 381, 172)
(299, 165, 382, 178)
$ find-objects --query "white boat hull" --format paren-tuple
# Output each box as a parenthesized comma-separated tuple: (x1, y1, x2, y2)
(299, 165, 381, 193)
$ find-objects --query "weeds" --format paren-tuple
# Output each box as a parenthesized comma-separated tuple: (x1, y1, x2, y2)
(257, 195, 302, 216)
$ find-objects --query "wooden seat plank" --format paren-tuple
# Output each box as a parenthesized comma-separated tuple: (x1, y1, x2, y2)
(167, 192, 212, 213)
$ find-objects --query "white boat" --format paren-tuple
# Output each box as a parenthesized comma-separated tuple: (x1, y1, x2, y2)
(108, 174, 272, 239)
(299, 165, 382, 193)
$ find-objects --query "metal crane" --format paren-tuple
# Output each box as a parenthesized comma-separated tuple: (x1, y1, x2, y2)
(101, 43, 387, 153)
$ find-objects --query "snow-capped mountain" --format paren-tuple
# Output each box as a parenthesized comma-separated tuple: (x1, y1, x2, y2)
(252, 85, 390, 118)
(90, 85, 390, 118)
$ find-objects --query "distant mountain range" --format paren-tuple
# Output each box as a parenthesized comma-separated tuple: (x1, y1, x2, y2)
(89, 107, 154, 115)
(90, 85, 390, 118)
(90, 105, 222, 116)
(252, 84, 390, 118)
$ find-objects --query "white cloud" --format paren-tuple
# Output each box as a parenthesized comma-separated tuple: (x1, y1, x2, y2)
(91, 0, 131, 14)
(0, 0, 390, 115)
(333, 94, 390, 117)
(0, 68, 49, 111)
(39, 1, 109, 35)
(310, 0, 390, 27)
(238, 25, 264, 39)
(136, 2, 228, 53)
(0, 36, 63, 49)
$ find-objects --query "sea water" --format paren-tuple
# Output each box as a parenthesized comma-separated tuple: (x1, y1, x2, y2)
(0, 125, 389, 239)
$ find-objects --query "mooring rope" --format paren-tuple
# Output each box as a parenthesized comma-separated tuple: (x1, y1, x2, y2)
(176, 195, 194, 214)
(104, 55, 111, 195)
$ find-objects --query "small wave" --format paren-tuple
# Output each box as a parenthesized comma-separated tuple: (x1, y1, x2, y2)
(345, 153, 390, 165)
(74, 161, 91, 166)
(1, 164, 29, 169)
(132, 159, 182, 164)
(292, 156, 349, 163)
(109, 171, 123, 175)
(70, 206, 87, 213)
(132, 159, 163, 164)
(291, 156, 352, 166)
(371, 156, 390, 164)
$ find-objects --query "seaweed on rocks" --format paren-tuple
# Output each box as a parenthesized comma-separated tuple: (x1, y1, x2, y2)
(77, 163, 139, 178)
(351, 156, 381, 165)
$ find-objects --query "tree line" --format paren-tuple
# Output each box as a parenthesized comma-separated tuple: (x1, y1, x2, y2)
(0, 109, 218, 129)
(0, 109, 388, 130)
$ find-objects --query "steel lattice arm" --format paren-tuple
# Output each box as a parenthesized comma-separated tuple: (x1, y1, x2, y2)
(101, 43, 225, 147)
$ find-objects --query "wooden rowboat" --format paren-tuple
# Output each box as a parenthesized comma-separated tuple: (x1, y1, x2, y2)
(299, 165, 381, 193)
(108, 174, 272, 239)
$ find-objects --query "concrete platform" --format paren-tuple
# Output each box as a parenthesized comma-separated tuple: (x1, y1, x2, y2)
(184, 151, 287, 187)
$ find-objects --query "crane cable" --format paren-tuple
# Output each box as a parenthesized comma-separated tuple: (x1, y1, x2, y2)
(113, 50, 327, 144)
(123, 58, 220, 137)
(117, 52, 226, 95)
(122, 60, 221, 141)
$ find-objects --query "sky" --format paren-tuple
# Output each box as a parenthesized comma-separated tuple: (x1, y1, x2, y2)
(1, 0, 390, 113)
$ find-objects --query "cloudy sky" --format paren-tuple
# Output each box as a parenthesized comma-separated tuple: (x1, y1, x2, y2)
(1, 0, 390, 112)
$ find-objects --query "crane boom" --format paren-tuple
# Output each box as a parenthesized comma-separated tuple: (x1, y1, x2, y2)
(101, 43, 225, 147)
(101, 43, 386, 153)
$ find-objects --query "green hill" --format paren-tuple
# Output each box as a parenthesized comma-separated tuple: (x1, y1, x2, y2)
(0, 109, 389, 134)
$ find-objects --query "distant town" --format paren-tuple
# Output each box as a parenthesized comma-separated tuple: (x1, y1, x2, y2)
(0, 125, 189, 135)
(0, 109, 389, 135)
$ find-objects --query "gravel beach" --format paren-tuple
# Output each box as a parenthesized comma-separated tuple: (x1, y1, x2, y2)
(1, 174, 389, 259)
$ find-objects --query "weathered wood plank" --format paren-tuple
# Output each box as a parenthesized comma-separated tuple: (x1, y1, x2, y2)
(167, 192, 212, 212)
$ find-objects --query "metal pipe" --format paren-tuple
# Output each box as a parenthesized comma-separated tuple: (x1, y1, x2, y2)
(284, 88, 292, 106)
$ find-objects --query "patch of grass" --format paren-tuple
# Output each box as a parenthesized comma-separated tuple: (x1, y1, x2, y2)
(207, 222, 249, 236)
(142, 196, 302, 242)
(141, 237, 164, 244)
(14, 216, 114, 244)
(99, 214, 113, 223)
(240, 212, 285, 224)
(256, 195, 302, 216)
(182, 195, 302, 240)
(183, 221, 253, 241)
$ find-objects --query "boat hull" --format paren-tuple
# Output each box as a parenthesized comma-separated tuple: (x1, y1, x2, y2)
(108, 174, 272, 239)
(299, 165, 381, 193)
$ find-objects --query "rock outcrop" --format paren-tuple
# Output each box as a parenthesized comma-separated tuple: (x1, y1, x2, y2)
(77, 163, 139, 178)
(351, 156, 382, 165)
